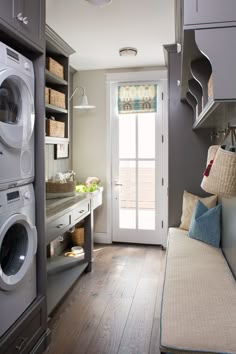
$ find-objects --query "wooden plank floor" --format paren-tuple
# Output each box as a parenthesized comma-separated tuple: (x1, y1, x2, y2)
(46, 243, 166, 354)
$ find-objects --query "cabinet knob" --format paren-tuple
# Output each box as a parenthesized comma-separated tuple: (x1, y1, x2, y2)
(23, 17, 28, 25)
(79, 209, 85, 214)
(16, 13, 23, 22)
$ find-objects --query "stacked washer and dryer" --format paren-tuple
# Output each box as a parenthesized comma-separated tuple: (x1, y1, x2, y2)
(0, 42, 38, 337)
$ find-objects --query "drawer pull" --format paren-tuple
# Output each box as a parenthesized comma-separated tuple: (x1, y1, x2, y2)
(79, 209, 85, 214)
(16, 12, 23, 22)
(23, 16, 28, 25)
(15, 337, 28, 351)
(56, 223, 64, 229)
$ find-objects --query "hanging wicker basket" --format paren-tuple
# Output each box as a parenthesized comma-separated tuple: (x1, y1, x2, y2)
(201, 144, 236, 197)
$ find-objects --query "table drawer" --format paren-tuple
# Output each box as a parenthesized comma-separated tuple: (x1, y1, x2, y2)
(72, 200, 90, 224)
(47, 212, 71, 244)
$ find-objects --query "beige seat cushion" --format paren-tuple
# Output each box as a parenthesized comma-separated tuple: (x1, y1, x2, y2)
(160, 228, 236, 354)
(180, 191, 217, 230)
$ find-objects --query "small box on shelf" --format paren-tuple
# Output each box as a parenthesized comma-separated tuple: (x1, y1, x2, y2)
(46, 57, 64, 79)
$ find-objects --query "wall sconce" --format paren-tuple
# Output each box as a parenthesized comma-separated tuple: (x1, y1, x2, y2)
(69, 86, 96, 109)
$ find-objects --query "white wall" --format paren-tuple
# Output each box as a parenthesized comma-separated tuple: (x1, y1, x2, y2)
(72, 67, 167, 243)
(72, 70, 107, 237)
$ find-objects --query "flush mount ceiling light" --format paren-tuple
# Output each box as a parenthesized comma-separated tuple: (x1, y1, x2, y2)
(119, 47, 138, 57)
(69, 86, 96, 109)
(85, 0, 112, 7)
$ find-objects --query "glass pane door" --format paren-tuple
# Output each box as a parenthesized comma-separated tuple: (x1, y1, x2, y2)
(112, 106, 163, 244)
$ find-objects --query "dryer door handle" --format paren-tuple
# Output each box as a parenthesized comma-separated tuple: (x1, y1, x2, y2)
(31, 226, 38, 255)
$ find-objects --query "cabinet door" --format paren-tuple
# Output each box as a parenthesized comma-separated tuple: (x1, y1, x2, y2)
(14, 0, 45, 49)
(0, 297, 46, 354)
(184, 0, 236, 26)
(0, 0, 16, 28)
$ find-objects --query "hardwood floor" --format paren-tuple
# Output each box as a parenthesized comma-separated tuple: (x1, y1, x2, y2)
(46, 243, 166, 354)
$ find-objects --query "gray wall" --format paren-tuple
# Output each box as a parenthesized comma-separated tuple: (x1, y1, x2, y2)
(167, 46, 211, 227)
(45, 144, 72, 180)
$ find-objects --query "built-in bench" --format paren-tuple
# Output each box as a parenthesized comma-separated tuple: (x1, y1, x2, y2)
(160, 227, 236, 354)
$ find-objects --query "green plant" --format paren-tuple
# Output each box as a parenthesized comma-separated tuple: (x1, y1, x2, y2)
(76, 183, 98, 193)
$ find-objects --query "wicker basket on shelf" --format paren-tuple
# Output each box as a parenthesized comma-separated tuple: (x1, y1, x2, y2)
(71, 227, 84, 246)
(49, 89, 66, 109)
(46, 119, 65, 138)
(47, 57, 64, 79)
(45, 87, 50, 104)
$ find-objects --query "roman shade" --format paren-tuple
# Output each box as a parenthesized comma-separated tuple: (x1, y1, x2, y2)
(118, 84, 157, 114)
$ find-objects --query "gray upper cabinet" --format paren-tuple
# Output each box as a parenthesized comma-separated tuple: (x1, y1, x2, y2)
(14, 0, 45, 49)
(184, 0, 236, 27)
(0, 1, 16, 28)
(0, 0, 45, 50)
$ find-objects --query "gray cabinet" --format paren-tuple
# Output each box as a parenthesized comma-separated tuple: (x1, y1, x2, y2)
(0, 0, 45, 50)
(184, 0, 236, 27)
(14, 0, 45, 49)
(0, 1, 16, 28)
(0, 297, 48, 354)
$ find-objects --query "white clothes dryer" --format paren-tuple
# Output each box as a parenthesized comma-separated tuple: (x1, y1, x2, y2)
(0, 184, 37, 338)
(0, 42, 35, 191)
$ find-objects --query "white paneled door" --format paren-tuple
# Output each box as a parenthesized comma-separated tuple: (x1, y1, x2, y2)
(112, 83, 164, 244)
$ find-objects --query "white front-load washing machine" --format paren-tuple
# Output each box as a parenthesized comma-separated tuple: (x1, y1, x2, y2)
(0, 184, 37, 338)
(0, 41, 35, 191)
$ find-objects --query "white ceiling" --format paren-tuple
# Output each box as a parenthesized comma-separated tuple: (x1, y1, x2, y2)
(46, 0, 175, 71)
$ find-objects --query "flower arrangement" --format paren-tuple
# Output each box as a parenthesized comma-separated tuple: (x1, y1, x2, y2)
(76, 176, 101, 193)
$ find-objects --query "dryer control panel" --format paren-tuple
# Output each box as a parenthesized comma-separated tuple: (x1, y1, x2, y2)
(0, 41, 34, 78)
(0, 184, 34, 214)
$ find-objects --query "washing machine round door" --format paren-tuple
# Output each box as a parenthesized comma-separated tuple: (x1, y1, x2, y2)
(0, 69, 35, 149)
(0, 214, 37, 291)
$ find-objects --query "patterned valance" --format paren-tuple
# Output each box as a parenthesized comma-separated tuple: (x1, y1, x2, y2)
(118, 84, 157, 114)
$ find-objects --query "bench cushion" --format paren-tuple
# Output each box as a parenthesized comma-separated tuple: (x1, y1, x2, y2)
(160, 227, 236, 354)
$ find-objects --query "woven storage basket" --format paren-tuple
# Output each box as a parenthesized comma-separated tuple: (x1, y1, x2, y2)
(201, 145, 236, 197)
(46, 119, 65, 138)
(47, 57, 64, 79)
(50, 89, 66, 109)
(208, 74, 213, 99)
(71, 227, 84, 246)
(46, 181, 76, 193)
(45, 87, 50, 104)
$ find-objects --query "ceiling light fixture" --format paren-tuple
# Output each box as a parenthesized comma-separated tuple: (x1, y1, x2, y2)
(69, 86, 96, 109)
(85, 0, 112, 7)
(119, 47, 138, 57)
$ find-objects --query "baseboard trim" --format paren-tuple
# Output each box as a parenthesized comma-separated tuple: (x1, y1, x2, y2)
(94, 232, 112, 244)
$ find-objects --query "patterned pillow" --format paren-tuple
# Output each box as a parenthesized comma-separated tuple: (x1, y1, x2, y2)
(188, 200, 221, 247)
(179, 191, 217, 230)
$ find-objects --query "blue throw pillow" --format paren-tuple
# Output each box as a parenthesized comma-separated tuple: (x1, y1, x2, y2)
(188, 200, 221, 248)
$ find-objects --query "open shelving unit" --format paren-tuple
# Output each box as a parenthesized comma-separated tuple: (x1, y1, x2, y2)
(45, 69, 68, 86)
(47, 253, 85, 274)
(45, 25, 75, 145)
(47, 263, 88, 315)
(180, 26, 236, 129)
